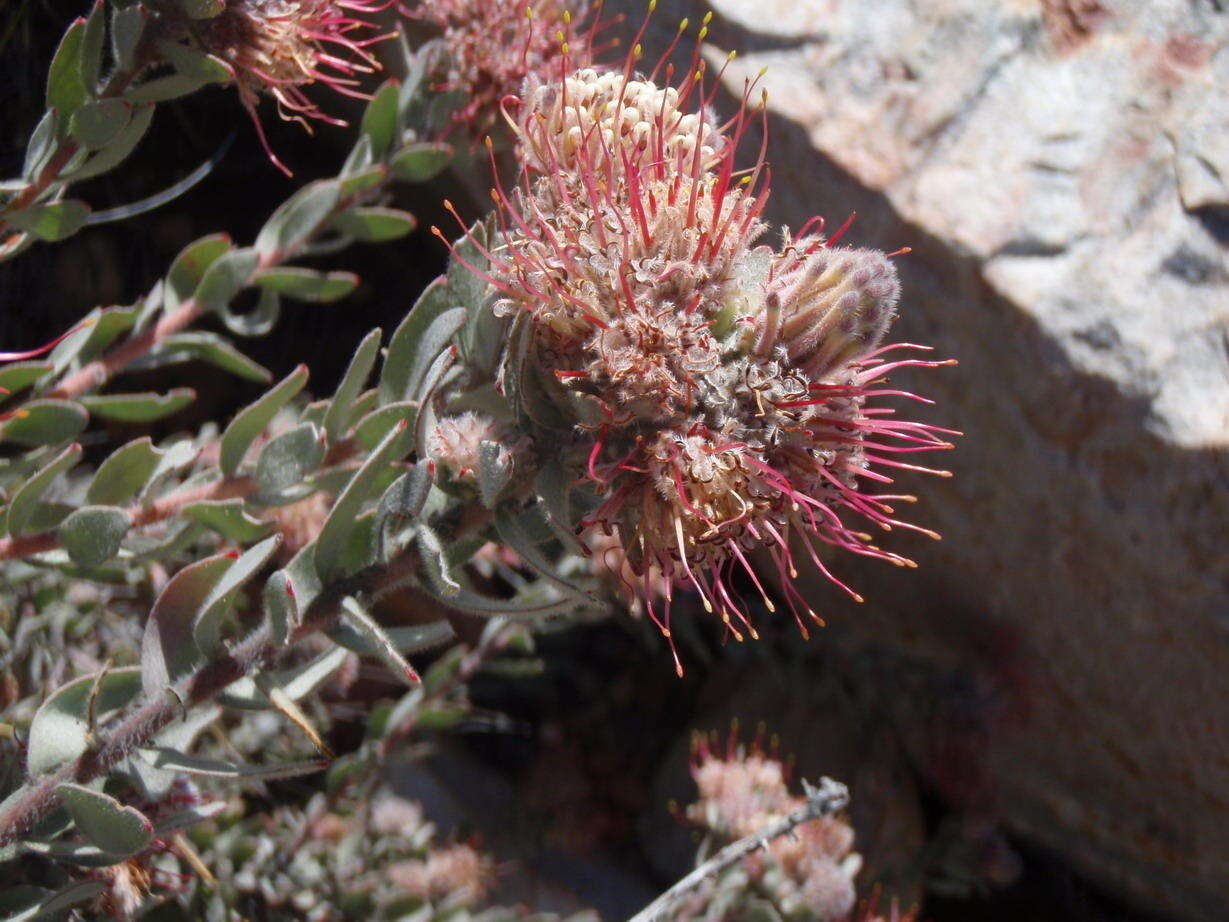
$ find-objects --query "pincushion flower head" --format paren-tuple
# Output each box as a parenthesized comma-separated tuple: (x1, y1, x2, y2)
(198, 0, 392, 173)
(438, 25, 957, 672)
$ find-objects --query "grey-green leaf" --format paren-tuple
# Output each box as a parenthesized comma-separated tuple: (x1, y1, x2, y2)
(359, 79, 400, 158)
(354, 400, 416, 450)
(182, 498, 273, 542)
(251, 267, 358, 302)
(339, 596, 420, 684)
(263, 569, 298, 646)
(446, 219, 490, 313)
(220, 646, 347, 709)
(5, 201, 91, 243)
(255, 422, 324, 499)
(111, 4, 146, 70)
(379, 278, 463, 404)
(125, 73, 209, 103)
(46, 18, 89, 117)
(57, 783, 152, 858)
(69, 99, 132, 149)
(219, 364, 309, 476)
(26, 667, 142, 775)
(156, 39, 231, 82)
(137, 748, 325, 779)
(58, 505, 130, 566)
(0, 360, 52, 394)
(79, 388, 194, 423)
(194, 534, 282, 654)
(166, 233, 232, 311)
(331, 207, 416, 242)
(477, 441, 512, 508)
(328, 619, 454, 659)
(0, 881, 106, 922)
(314, 416, 411, 580)
(79, 2, 106, 94)
(139, 330, 270, 382)
(390, 142, 453, 182)
(256, 179, 341, 257)
(64, 102, 153, 182)
(194, 246, 259, 312)
(0, 399, 88, 447)
(141, 555, 232, 696)
(324, 328, 381, 441)
(5, 443, 81, 535)
(87, 437, 162, 505)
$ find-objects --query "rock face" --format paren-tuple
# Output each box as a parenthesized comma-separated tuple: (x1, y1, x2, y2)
(614, 1, 1229, 918)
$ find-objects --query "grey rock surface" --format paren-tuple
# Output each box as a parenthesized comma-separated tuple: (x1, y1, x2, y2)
(613, 1, 1229, 918)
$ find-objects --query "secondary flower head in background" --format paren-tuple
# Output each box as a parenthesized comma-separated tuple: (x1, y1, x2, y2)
(199, 0, 393, 173)
(438, 10, 957, 672)
(405, 0, 605, 142)
(686, 735, 862, 921)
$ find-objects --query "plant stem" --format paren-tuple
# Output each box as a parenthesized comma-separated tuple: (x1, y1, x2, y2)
(0, 542, 426, 849)
(0, 18, 152, 231)
(0, 475, 254, 562)
(47, 298, 208, 402)
(625, 778, 851, 922)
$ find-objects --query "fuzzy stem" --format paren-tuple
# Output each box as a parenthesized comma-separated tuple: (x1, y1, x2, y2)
(0, 475, 254, 562)
(46, 299, 208, 402)
(0, 542, 426, 849)
(37, 186, 369, 404)
(0, 26, 151, 233)
(625, 777, 851, 922)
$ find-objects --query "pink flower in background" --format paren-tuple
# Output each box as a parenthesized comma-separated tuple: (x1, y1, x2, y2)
(201, 0, 394, 173)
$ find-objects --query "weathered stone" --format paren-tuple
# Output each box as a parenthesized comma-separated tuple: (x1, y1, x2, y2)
(611, 1, 1229, 918)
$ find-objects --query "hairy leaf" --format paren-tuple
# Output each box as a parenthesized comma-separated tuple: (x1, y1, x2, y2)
(182, 497, 272, 542)
(360, 79, 400, 157)
(379, 278, 463, 404)
(194, 246, 259, 312)
(251, 267, 357, 303)
(219, 364, 309, 476)
(69, 99, 131, 149)
(0, 361, 52, 394)
(256, 179, 341, 257)
(58, 505, 130, 566)
(138, 330, 270, 382)
(56, 784, 152, 858)
(314, 416, 411, 579)
(5, 443, 81, 535)
(389, 142, 453, 182)
(0, 881, 106, 922)
(111, 4, 146, 70)
(63, 102, 153, 182)
(324, 328, 381, 441)
(125, 74, 209, 103)
(46, 18, 89, 117)
(254, 422, 324, 501)
(26, 667, 141, 775)
(329, 619, 454, 659)
(166, 233, 232, 311)
(5, 201, 92, 243)
(194, 534, 282, 654)
(137, 749, 326, 779)
(331, 206, 416, 242)
(79, 388, 194, 422)
(86, 437, 161, 505)
(339, 596, 420, 684)
(141, 555, 232, 696)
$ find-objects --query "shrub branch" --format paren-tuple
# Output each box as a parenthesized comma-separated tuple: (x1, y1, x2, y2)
(625, 777, 851, 922)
